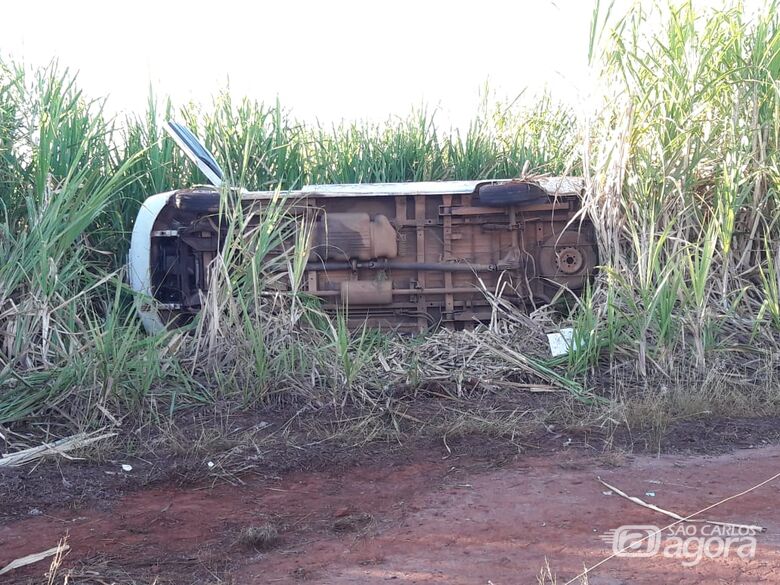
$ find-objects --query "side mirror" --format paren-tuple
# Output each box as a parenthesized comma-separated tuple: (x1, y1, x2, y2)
(164, 121, 225, 187)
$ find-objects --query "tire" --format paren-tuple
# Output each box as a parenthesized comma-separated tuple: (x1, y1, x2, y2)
(477, 182, 548, 207)
(174, 190, 221, 213)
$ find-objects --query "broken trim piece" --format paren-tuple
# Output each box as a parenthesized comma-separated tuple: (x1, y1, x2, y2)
(164, 122, 225, 187)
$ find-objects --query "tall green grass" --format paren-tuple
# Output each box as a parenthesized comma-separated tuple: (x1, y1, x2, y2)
(574, 0, 780, 381)
(1, 0, 780, 429)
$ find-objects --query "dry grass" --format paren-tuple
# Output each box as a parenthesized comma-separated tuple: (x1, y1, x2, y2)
(237, 523, 280, 550)
(537, 559, 589, 585)
(332, 512, 373, 533)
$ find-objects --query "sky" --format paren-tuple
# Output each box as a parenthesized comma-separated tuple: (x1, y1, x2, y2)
(1, 0, 602, 127)
(0, 0, 761, 128)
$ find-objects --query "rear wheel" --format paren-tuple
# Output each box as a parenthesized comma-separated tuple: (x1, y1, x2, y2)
(538, 231, 597, 291)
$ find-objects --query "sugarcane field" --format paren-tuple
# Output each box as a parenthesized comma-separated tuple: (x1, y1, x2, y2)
(3, 1, 780, 583)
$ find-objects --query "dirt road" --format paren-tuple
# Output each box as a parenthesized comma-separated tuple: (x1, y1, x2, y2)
(2, 442, 780, 584)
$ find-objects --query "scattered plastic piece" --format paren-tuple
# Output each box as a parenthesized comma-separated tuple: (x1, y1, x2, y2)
(547, 328, 577, 356)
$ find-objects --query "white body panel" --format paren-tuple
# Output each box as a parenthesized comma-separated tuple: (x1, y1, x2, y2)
(129, 191, 175, 333)
(241, 176, 583, 200)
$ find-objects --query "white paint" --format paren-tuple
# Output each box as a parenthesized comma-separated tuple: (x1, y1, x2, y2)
(243, 176, 583, 200)
(128, 191, 174, 333)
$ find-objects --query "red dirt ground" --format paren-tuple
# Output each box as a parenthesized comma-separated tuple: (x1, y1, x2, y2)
(2, 443, 780, 584)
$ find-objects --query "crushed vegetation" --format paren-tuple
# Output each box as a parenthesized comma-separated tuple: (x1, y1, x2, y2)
(1, 1, 780, 459)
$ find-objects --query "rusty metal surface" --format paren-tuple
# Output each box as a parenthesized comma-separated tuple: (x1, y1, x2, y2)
(145, 179, 597, 331)
(312, 213, 398, 261)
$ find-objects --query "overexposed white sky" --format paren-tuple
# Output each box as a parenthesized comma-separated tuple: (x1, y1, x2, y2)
(0, 0, 760, 127)
(1, 0, 602, 126)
